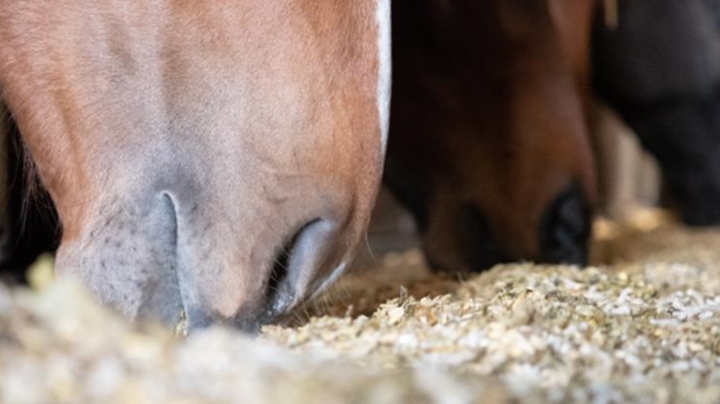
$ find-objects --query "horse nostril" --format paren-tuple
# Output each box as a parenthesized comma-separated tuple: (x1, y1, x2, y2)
(265, 224, 307, 311)
(264, 219, 326, 316)
(539, 183, 592, 266)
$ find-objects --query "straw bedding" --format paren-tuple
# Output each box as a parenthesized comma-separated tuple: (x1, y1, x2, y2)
(2, 220, 720, 403)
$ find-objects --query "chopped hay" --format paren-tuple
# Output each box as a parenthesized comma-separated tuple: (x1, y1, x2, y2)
(3, 221, 720, 403)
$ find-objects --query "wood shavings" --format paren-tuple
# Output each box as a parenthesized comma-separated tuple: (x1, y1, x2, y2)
(26, 253, 55, 292)
(3, 221, 720, 403)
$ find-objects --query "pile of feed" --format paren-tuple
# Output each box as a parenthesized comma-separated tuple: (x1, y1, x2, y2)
(2, 219, 720, 403)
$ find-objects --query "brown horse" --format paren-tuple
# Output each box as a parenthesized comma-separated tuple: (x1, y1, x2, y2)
(385, 0, 597, 272)
(0, 0, 391, 332)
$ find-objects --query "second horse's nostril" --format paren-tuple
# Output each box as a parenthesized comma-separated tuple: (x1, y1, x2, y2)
(539, 183, 591, 265)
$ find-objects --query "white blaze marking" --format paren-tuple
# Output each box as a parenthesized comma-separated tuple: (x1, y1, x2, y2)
(376, 0, 392, 154)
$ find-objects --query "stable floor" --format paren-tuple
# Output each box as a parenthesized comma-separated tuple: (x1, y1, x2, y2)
(2, 215, 720, 403)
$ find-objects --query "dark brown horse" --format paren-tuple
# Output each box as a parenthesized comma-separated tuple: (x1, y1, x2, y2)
(593, 0, 720, 226)
(0, 0, 391, 333)
(385, 0, 597, 272)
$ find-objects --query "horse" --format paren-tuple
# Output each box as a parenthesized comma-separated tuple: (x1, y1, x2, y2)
(384, 0, 597, 272)
(0, 0, 392, 333)
(593, 0, 720, 226)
